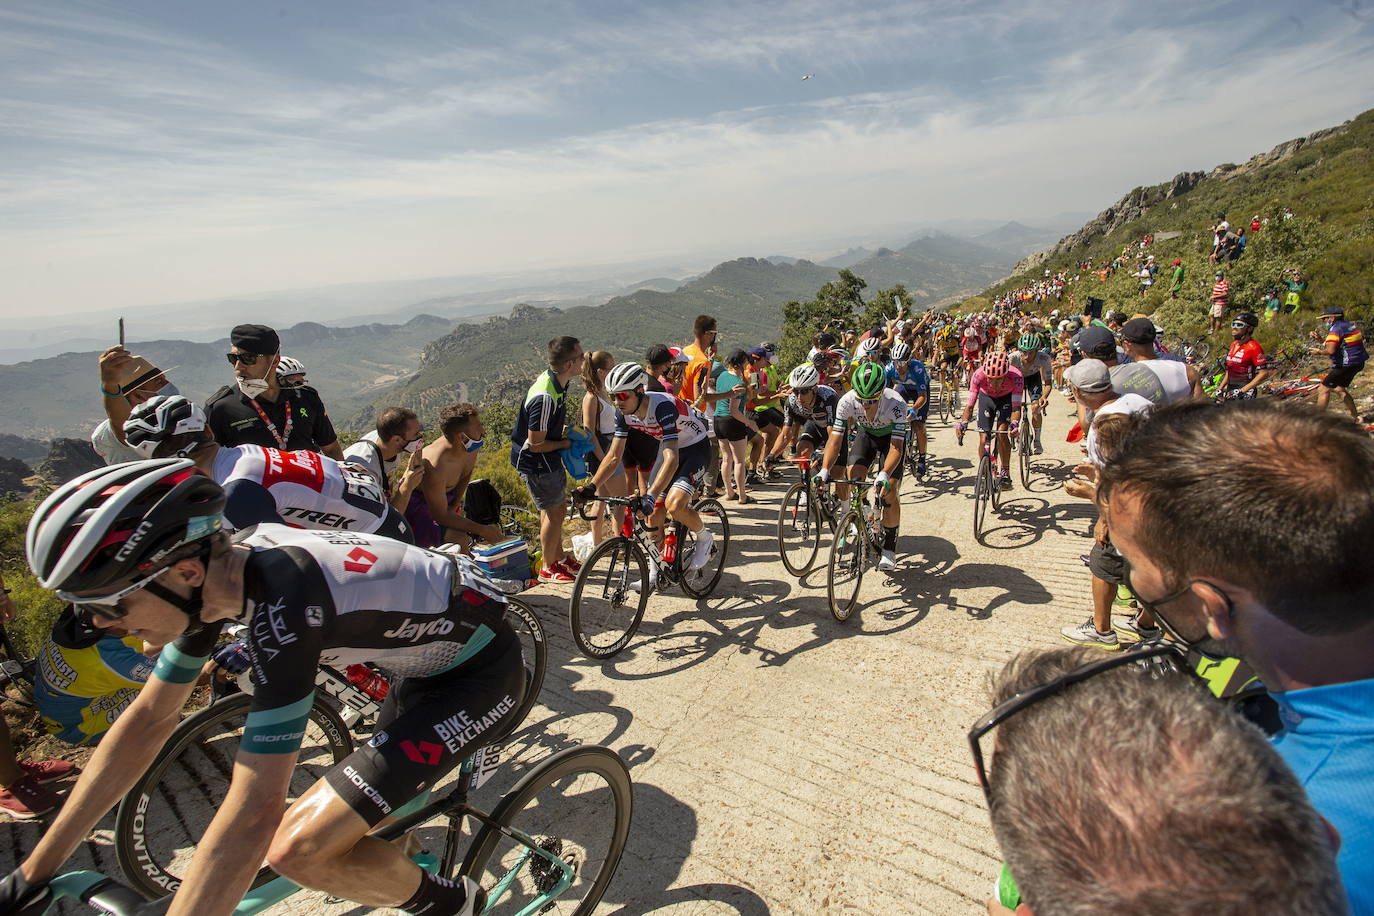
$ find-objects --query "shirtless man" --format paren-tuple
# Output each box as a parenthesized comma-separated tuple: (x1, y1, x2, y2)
(405, 403, 504, 549)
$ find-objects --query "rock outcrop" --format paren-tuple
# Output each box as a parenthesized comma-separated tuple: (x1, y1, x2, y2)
(36, 438, 102, 486)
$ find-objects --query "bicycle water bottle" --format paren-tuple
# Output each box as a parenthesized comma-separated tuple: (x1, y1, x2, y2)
(663, 527, 678, 564)
(346, 664, 391, 701)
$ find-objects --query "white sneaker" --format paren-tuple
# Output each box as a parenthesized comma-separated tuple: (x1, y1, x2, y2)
(688, 528, 716, 570)
(877, 549, 896, 571)
(626, 568, 657, 593)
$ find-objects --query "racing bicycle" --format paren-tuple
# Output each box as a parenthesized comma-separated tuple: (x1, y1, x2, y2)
(776, 455, 841, 577)
(1012, 414, 1035, 489)
(567, 492, 730, 659)
(821, 477, 891, 622)
(961, 427, 1014, 542)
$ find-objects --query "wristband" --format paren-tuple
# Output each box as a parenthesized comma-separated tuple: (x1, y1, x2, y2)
(101, 384, 123, 398)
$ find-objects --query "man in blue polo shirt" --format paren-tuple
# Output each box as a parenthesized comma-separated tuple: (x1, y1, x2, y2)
(511, 336, 584, 583)
(1100, 400, 1374, 913)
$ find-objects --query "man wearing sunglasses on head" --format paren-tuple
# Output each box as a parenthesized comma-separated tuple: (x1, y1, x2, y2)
(204, 324, 344, 460)
(1098, 400, 1374, 913)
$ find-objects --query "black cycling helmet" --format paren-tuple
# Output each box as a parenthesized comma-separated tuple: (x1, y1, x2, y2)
(1234, 311, 1260, 328)
(26, 459, 225, 601)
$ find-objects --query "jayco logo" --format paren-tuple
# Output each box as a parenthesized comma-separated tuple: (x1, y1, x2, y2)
(382, 617, 454, 641)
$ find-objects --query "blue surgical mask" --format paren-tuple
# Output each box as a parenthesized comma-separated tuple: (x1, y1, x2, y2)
(160, 382, 181, 397)
(462, 435, 483, 453)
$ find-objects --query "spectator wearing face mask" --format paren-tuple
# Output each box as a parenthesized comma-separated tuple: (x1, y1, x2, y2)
(343, 407, 426, 510)
(204, 323, 344, 458)
(93, 347, 178, 464)
(405, 402, 503, 550)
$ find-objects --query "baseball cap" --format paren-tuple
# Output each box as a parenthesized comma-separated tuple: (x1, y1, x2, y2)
(230, 324, 280, 356)
(1065, 358, 1112, 394)
(1172, 259, 1182, 266)
(1120, 317, 1157, 344)
(747, 346, 769, 359)
(1076, 325, 1116, 357)
(1319, 306, 1345, 319)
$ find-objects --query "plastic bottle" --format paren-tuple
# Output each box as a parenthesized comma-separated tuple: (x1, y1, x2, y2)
(346, 664, 390, 701)
(663, 526, 678, 564)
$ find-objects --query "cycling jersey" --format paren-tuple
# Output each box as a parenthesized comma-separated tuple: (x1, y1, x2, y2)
(210, 445, 401, 537)
(885, 361, 930, 398)
(612, 391, 710, 449)
(1224, 340, 1270, 385)
(158, 525, 523, 823)
(1325, 320, 1368, 369)
(831, 389, 909, 440)
(36, 628, 151, 746)
(784, 385, 839, 427)
(1009, 350, 1051, 386)
(966, 367, 1024, 409)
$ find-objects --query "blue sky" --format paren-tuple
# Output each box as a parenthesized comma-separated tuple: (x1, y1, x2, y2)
(3, 0, 1373, 318)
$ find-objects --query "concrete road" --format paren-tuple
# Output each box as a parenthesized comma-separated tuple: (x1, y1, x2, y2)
(6, 385, 1098, 914)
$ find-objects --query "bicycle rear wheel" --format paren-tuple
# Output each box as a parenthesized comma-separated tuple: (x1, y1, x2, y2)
(826, 512, 865, 622)
(1017, 422, 1032, 489)
(114, 693, 353, 899)
(679, 498, 729, 598)
(460, 745, 633, 916)
(569, 538, 649, 659)
(777, 482, 820, 577)
(1192, 338, 1212, 361)
(973, 456, 992, 541)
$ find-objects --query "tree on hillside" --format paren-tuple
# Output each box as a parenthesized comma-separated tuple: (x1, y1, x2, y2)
(778, 269, 867, 370)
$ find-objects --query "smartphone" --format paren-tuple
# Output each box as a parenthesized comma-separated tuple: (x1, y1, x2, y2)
(118, 318, 125, 346)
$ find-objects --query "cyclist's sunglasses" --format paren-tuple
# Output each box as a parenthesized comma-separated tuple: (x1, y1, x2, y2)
(612, 391, 638, 402)
(57, 567, 165, 623)
(967, 644, 1178, 807)
(1230, 321, 1251, 330)
(226, 352, 262, 366)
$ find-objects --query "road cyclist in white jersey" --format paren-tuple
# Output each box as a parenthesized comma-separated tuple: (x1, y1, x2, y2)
(814, 361, 907, 571)
(1008, 332, 1052, 454)
(7, 459, 526, 916)
(580, 362, 717, 575)
(123, 395, 414, 542)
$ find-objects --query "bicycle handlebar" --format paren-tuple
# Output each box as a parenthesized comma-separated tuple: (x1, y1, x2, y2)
(42, 871, 165, 915)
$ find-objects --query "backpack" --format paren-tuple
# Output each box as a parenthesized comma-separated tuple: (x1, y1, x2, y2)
(463, 478, 503, 528)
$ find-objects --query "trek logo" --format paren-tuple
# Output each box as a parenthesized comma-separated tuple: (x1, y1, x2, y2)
(343, 547, 378, 573)
(114, 520, 155, 562)
(399, 740, 443, 766)
(280, 507, 356, 529)
(382, 617, 454, 641)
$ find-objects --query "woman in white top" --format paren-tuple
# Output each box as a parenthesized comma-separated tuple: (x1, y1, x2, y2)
(581, 351, 628, 543)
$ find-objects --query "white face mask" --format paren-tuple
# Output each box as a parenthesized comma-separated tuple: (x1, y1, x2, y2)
(238, 376, 271, 398)
(403, 437, 424, 454)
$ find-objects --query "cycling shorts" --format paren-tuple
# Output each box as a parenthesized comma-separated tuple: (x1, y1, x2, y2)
(324, 618, 524, 826)
(667, 439, 710, 496)
(1322, 364, 1364, 389)
(622, 428, 658, 472)
(940, 352, 961, 368)
(1024, 376, 1044, 403)
(976, 391, 1015, 433)
(848, 429, 904, 480)
(752, 407, 785, 429)
(799, 421, 848, 464)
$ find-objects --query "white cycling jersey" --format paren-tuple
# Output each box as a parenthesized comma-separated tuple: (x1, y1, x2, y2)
(831, 389, 909, 439)
(613, 391, 710, 449)
(210, 444, 390, 534)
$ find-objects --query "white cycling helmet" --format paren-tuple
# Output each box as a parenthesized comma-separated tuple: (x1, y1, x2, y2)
(890, 342, 912, 362)
(604, 362, 650, 394)
(124, 395, 209, 459)
(276, 355, 307, 387)
(857, 338, 884, 360)
(789, 364, 820, 389)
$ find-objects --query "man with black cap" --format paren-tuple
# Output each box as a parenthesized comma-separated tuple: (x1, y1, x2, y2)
(1313, 305, 1367, 418)
(1112, 317, 1204, 404)
(204, 324, 344, 458)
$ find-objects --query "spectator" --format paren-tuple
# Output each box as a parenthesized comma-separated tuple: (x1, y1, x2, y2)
(644, 344, 673, 393)
(1313, 306, 1367, 418)
(1111, 318, 1203, 403)
(1100, 400, 1374, 911)
(1262, 287, 1284, 322)
(1209, 272, 1231, 334)
(1283, 269, 1310, 313)
(93, 348, 177, 465)
(975, 646, 1348, 916)
(581, 351, 629, 544)
(1251, 214, 1263, 234)
(205, 324, 344, 459)
(343, 407, 426, 510)
(1059, 359, 1153, 652)
(1230, 226, 1247, 261)
(406, 402, 504, 550)
(681, 315, 727, 497)
(1168, 258, 1185, 299)
(512, 337, 584, 583)
(1222, 312, 1273, 399)
(35, 608, 151, 747)
(745, 346, 784, 481)
(714, 349, 759, 503)
(0, 573, 78, 819)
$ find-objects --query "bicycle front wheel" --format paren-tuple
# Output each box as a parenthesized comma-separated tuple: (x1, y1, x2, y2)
(777, 482, 820, 577)
(114, 693, 353, 899)
(1017, 423, 1032, 489)
(490, 597, 548, 746)
(460, 745, 634, 916)
(827, 512, 865, 622)
(569, 538, 649, 659)
(973, 456, 992, 541)
(679, 498, 729, 598)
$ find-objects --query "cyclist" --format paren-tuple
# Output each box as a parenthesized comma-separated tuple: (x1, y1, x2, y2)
(886, 342, 930, 477)
(774, 363, 844, 466)
(124, 395, 416, 543)
(1221, 311, 1273, 399)
(814, 362, 908, 571)
(960, 323, 983, 377)
(956, 351, 1023, 491)
(935, 322, 962, 389)
(582, 362, 717, 570)
(275, 356, 308, 390)
(1009, 332, 1052, 454)
(8, 459, 524, 916)
(811, 348, 848, 392)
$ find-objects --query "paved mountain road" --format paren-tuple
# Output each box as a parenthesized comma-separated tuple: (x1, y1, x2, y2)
(6, 387, 1100, 914)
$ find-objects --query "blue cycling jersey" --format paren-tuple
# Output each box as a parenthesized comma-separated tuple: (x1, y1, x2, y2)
(886, 361, 930, 396)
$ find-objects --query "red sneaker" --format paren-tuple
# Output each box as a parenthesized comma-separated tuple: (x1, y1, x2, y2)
(21, 759, 79, 783)
(0, 775, 60, 820)
(537, 565, 574, 584)
(560, 555, 582, 574)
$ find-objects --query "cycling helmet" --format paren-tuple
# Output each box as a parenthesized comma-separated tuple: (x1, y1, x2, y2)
(124, 395, 209, 459)
(890, 341, 912, 362)
(857, 337, 883, 358)
(1017, 333, 1043, 352)
(275, 355, 307, 387)
(1234, 311, 1260, 328)
(983, 352, 1010, 379)
(851, 362, 886, 400)
(26, 458, 225, 598)
(604, 361, 650, 394)
(789, 364, 820, 389)
(667, 346, 689, 365)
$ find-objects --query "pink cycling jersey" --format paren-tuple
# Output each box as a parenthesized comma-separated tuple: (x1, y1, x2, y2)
(965, 367, 1024, 408)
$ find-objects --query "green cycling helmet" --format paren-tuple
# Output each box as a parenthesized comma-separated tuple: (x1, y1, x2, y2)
(1017, 332, 1044, 352)
(851, 361, 886, 400)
